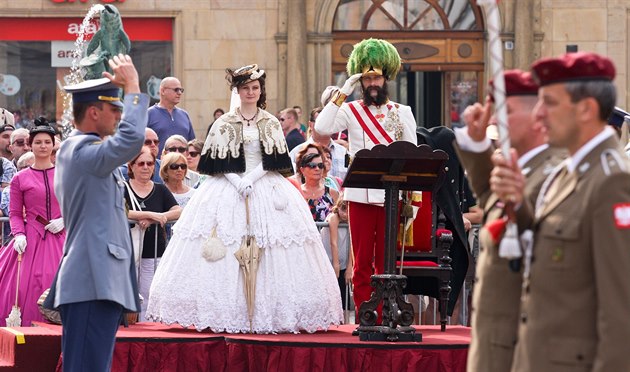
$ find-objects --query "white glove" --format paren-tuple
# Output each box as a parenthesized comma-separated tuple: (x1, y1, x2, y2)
(225, 173, 252, 197)
(340, 73, 363, 96)
(13, 235, 26, 254)
(237, 178, 253, 198)
(224, 173, 241, 187)
(45, 218, 64, 234)
(243, 163, 267, 184)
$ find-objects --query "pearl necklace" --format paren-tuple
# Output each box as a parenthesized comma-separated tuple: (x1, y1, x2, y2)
(240, 108, 258, 127)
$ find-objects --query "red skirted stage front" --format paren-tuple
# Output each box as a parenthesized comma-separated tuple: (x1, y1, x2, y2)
(1, 322, 470, 371)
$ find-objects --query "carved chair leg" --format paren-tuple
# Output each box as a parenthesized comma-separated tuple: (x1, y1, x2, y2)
(439, 280, 451, 332)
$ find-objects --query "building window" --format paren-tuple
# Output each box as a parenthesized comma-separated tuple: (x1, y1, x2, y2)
(334, 0, 482, 31)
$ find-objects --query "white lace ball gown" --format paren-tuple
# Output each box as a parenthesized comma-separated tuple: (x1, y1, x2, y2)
(147, 125, 343, 333)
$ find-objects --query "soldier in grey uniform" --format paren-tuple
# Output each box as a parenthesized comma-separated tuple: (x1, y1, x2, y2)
(44, 54, 148, 372)
(491, 52, 630, 372)
(455, 70, 563, 372)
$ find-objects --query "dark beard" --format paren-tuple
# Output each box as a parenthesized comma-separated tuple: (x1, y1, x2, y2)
(362, 84, 389, 106)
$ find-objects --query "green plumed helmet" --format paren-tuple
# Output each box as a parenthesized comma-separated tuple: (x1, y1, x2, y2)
(346, 38, 401, 80)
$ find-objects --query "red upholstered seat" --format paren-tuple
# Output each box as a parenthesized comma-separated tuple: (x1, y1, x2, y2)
(398, 192, 434, 253)
(396, 191, 453, 332)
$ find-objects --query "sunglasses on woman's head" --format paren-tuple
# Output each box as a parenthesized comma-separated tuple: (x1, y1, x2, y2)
(168, 163, 187, 170)
(166, 146, 187, 153)
(188, 151, 200, 157)
(136, 161, 154, 168)
(304, 162, 324, 170)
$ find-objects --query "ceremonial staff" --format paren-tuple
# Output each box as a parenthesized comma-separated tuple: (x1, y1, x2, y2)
(477, 0, 522, 269)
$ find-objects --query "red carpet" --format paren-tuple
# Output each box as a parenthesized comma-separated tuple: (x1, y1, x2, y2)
(1, 322, 470, 371)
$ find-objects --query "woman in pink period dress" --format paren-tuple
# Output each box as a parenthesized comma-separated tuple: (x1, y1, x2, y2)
(0, 118, 65, 326)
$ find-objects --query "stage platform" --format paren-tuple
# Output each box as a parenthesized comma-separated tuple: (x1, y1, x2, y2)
(1, 322, 470, 371)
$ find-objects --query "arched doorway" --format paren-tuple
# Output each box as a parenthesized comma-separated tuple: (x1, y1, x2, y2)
(331, 0, 485, 128)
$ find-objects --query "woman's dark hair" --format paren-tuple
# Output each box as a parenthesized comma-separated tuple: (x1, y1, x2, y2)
(29, 116, 57, 144)
(225, 64, 267, 109)
(295, 143, 324, 176)
(300, 152, 321, 167)
(213, 108, 225, 117)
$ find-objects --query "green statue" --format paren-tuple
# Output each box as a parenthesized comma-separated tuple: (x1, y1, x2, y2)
(80, 4, 131, 80)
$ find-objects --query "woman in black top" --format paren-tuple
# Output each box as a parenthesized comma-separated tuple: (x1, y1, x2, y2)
(124, 146, 181, 319)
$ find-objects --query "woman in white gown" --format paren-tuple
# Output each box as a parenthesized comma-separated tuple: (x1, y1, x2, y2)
(147, 64, 343, 333)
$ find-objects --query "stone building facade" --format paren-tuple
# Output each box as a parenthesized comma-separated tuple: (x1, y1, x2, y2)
(0, 0, 627, 137)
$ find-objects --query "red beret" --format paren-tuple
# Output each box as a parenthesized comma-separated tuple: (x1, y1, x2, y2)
(489, 69, 539, 101)
(531, 52, 615, 86)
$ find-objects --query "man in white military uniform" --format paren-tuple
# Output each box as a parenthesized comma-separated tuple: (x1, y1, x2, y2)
(315, 38, 417, 316)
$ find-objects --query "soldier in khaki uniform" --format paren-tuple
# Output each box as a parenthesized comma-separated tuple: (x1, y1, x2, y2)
(491, 52, 630, 372)
(454, 70, 563, 372)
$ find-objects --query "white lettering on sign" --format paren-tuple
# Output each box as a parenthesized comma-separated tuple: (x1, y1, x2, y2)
(51, 41, 87, 68)
(67, 22, 99, 36)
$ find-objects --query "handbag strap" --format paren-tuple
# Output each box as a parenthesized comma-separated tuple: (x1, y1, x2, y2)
(123, 181, 142, 211)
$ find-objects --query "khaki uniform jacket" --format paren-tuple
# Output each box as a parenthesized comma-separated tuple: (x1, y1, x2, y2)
(513, 136, 630, 372)
(457, 145, 561, 372)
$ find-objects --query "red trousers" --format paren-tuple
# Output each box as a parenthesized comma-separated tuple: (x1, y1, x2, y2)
(348, 201, 386, 315)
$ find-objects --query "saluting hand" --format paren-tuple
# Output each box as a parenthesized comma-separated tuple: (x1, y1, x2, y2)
(461, 96, 493, 143)
(340, 73, 363, 96)
(102, 54, 141, 94)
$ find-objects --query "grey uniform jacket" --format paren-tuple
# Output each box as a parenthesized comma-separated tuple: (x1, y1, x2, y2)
(45, 93, 149, 313)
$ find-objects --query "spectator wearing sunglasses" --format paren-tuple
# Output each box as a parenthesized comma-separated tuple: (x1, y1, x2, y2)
(299, 152, 338, 222)
(9, 128, 30, 166)
(162, 135, 200, 188)
(289, 107, 348, 180)
(186, 139, 203, 172)
(125, 147, 181, 320)
(119, 128, 163, 184)
(290, 143, 342, 195)
(160, 152, 195, 209)
(147, 77, 196, 157)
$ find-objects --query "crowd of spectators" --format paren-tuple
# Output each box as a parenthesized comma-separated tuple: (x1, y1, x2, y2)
(0, 90, 356, 324)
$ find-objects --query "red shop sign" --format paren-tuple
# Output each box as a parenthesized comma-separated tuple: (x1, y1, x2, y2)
(50, 0, 125, 3)
(0, 17, 172, 41)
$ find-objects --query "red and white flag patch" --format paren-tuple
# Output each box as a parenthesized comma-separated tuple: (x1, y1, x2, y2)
(613, 203, 630, 228)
